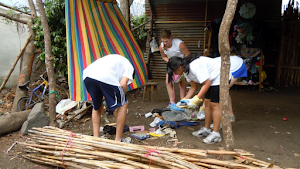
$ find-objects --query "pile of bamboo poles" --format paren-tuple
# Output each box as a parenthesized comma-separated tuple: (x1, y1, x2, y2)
(19, 126, 283, 169)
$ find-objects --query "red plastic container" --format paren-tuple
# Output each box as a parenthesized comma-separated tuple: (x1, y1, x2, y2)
(282, 118, 288, 121)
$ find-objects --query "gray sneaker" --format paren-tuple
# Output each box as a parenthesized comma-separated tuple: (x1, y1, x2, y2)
(203, 132, 222, 144)
(230, 115, 236, 122)
(192, 127, 211, 137)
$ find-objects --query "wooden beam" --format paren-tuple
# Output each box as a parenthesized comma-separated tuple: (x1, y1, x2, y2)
(280, 66, 300, 70)
(154, 21, 209, 23)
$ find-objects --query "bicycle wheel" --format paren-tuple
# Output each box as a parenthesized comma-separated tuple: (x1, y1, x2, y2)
(17, 96, 38, 111)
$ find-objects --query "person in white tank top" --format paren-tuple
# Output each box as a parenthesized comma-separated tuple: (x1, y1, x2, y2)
(159, 30, 190, 108)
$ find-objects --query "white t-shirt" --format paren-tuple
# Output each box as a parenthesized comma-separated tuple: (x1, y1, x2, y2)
(214, 55, 244, 79)
(83, 54, 134, 86)
(184, 57, 221, 86)
(161, 38, 184, 59)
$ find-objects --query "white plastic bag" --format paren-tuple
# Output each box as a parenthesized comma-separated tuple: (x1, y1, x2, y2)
(56, 99, 78, 115)
(150, 37, 159, 53)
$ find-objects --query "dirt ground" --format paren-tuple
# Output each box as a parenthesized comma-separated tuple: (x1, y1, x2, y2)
(0, 79, 300, 168)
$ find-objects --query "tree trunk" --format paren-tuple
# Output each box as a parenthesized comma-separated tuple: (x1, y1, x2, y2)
(218, 0, 238, 153)
(12, 19, 36, 112)
(27, 0, 37, 19)
(36, 0, 58, 127)
(119, 0, 133, 27)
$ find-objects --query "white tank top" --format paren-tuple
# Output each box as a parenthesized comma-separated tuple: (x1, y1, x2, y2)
(160, 38, 184, 59)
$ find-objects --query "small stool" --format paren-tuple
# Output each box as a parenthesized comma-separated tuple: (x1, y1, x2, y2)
(143, 81, 158, 102)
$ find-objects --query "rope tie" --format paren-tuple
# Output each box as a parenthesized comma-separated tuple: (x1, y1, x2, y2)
(49, 90, 61, 101)
(61, 131, 76, 165)
(144, 147, 160, 169)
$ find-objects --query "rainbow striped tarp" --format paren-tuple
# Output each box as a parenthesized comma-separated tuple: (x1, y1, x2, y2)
(66, 0, 148, 101)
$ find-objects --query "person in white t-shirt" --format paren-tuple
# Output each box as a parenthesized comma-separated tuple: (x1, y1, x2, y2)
(167, 53, 247, 144)
(213, 55, 247, 123)
(159, 30, 190, 108)
(83, 54, 135, 142)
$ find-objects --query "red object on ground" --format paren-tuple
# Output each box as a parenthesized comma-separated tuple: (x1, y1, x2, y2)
(282, 118, 288, 121)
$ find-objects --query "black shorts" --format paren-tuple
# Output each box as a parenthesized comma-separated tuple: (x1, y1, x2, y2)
(204, 85, 219, 103)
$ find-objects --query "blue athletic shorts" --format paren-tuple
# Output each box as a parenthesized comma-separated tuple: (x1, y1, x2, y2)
(204, 86, 220, 103)
(232, 62, 247, 78)
(83, 77, 127, 112)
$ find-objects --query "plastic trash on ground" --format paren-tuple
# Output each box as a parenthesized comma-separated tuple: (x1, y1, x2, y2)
(56, 99, 79, 115)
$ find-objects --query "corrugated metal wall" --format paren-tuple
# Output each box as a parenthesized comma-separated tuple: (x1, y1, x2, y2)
(144, 0, 282, 80)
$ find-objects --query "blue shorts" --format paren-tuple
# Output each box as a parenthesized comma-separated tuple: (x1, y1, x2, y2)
(232, 62, 247, 78)
(83, 77, 127, 112)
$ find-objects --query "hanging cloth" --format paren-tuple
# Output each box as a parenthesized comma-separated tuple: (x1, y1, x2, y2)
(65, 0, 148, 101)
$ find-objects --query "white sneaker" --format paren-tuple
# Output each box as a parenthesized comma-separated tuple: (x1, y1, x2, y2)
(197, 107, 205, 120)
(203, 132, 222, 144)
(210, 123, 222, 130)
(192, 127, 211, 137)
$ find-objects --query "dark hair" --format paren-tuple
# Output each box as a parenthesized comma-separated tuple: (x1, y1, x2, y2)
(167, 54, 201, 75)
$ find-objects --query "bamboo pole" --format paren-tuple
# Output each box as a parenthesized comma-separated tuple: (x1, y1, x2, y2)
(0, 35, 32, 92)
(233, 155, 281, 168)
(23, 154, 86, 169)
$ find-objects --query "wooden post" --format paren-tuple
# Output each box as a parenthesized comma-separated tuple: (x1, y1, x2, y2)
(259, 53, 264, 93)
(218, 0, 238, 154)
(146, 0, 153, 79)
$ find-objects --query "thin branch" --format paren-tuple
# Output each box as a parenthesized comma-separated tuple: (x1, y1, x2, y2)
(131, 20, 150, 31)
(0, 2, 31, 15)
(0, 12, 27, 24)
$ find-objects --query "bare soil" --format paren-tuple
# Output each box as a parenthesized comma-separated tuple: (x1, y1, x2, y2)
(0, 79, 300, 168)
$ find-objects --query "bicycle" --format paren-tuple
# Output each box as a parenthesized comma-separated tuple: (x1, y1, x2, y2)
(17, 72, 69, 111)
